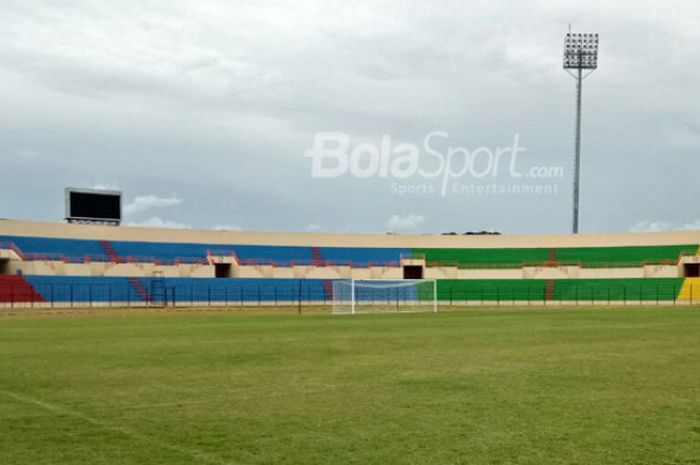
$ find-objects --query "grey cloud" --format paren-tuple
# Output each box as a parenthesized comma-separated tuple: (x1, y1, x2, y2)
(0, 0, 698, 234)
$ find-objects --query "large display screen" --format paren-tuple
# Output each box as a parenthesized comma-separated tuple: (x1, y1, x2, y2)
(66, 188, 121, 223)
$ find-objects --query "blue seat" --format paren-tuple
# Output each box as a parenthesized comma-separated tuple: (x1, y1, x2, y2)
(315, 247, 409, 267)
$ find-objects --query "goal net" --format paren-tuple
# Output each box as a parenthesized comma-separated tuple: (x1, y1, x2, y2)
(331, 279, 437, 315)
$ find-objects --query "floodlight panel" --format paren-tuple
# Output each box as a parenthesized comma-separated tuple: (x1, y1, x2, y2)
(563, 33, 599, 69)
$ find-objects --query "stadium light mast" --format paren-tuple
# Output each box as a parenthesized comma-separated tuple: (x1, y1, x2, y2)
(563, 29, 598, 234)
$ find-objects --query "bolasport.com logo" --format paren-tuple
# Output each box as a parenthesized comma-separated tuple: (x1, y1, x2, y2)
(304, 131, 564, 197)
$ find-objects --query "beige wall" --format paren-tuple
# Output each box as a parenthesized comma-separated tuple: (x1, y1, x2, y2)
(456, 269, 524, 279)
(643, 265, 680, 278)
(2, 219, 699, 249)
(577, 267, 643, 279)
(425, 267, 459, 279)
(523, 266, 579, 279)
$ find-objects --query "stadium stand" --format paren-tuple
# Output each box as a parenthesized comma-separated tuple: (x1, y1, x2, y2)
(20, 276, 327, 304)
(415, 247, 551, 268)
(0, 275, 44, 303)
(2, 234, 696, 270)
(1, 219, 700, 306)
(552, 278, 684, 301)
(435, 279, 548, 301)
(415, 245, 698, 269)
(0, 235, 411, 268)
(555, 245, 698, 267)
(1, 236, 107, 262)
(314, 246, 409, 267)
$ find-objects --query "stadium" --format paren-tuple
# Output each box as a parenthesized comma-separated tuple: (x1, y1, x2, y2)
(3, 2, 700, 464)
(2, 219, 700, 464)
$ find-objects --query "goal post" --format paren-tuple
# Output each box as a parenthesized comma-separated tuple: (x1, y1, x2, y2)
(331, 279, 437, 315)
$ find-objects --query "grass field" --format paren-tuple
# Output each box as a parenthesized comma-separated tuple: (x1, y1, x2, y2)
(1, 306, 699, 464)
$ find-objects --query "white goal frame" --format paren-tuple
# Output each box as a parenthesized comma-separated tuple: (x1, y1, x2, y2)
(331, 279, 438, 315)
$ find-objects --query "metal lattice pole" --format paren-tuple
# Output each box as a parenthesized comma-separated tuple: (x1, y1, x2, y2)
(563, 30, 598, 234)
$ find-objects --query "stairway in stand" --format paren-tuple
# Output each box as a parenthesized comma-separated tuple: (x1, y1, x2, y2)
(544, 279, 555, 301)
(0, 275, 45, 302)
(99, 240, 121, 263)
(311, 248, 333, 301)
(127, 277, 150, 302)
(311, 247, 323, 266)
(322, 279, 333, 301)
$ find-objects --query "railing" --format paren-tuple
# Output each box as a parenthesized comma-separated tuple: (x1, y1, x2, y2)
(677, 249, 700, 263)
(122, 256, 208, 266)
(0, 282, 335, 309)
(4, 246, 401, 269)
(1, 280, 698, 309)
(11, 251, 209, 266)
(0, 241, 26, 259)
(425, 258, 688, 270)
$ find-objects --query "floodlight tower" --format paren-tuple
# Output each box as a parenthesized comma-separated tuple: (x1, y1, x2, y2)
(563, 30, 598, 234)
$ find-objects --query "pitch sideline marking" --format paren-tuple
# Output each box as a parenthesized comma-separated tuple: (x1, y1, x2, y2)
(0, 389, 233, 465)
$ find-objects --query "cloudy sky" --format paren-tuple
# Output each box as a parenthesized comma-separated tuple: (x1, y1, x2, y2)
(1, 0, 698, 234)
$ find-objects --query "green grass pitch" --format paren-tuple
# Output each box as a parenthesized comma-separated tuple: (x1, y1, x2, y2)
(1, 306, 699, 464)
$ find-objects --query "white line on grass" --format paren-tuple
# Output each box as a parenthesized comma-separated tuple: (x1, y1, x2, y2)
(0, 389, 234, 465)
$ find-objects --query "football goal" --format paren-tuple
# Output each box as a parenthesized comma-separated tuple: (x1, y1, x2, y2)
(331, 279, 437, 315)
